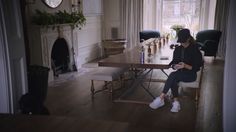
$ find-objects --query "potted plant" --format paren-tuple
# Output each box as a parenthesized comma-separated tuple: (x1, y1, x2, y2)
(32, 9, 86, 29)
(170, 24, 185, 38)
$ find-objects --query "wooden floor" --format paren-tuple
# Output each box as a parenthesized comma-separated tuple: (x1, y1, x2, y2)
(44, 57, 223, 132)
(0, 57, 223, 132)
(0, 114, 129, 132)
(196, 57, 223, 132)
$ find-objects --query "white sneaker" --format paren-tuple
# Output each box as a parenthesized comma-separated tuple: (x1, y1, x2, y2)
(170, 101, 181, 112)
(149, 97, 165, 109)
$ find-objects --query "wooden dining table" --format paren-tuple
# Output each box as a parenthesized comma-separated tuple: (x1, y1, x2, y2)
(98, 38, 177, 104)
(99, 37, 177, 75)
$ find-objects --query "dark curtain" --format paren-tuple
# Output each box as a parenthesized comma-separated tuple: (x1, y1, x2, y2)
(214, 0, 230, 59)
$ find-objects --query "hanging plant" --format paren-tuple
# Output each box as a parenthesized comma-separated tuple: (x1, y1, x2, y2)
(32, 9, 86, 29)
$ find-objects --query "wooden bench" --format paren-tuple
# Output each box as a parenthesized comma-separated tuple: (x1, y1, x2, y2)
(89, 67, 127, 100)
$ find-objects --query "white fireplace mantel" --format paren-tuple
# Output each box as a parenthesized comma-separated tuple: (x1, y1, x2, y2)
(28, 24, 77, 82)
(28, 16, 103, 82)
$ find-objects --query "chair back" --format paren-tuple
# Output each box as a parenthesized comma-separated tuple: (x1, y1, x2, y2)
(140, 30, 160, 42)
(196, 30, 222, 44)
(195, 30, 222, 57)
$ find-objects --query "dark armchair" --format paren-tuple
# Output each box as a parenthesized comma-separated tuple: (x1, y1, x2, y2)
(140, 30, 160, 42)
(196, 30, 222, 58)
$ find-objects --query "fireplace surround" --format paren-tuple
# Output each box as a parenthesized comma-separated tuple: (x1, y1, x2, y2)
(28, 25, 76, 82)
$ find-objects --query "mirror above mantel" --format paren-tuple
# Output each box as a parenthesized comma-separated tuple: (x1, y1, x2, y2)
(42, 0, 63, 8)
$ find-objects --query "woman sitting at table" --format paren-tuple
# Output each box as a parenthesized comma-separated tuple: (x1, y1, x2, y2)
(149, 28, 203, 112)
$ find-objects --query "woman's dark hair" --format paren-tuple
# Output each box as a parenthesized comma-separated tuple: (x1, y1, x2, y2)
(188, 36, 196, 45)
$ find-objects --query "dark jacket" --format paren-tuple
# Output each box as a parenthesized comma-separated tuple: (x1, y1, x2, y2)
(169, 43, 203, 72)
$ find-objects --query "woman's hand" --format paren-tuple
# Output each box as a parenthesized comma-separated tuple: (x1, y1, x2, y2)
(171, 62, 192, 70)
(173, 62, 185, 70)
(176, 62, 193, 70)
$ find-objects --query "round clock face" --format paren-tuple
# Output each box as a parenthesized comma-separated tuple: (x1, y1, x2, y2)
(43, 0, 63, 8)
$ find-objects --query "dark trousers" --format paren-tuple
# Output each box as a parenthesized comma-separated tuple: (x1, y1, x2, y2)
(162, 70, 197, 97)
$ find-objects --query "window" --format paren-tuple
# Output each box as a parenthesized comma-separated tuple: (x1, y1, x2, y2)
(163, 0, 200, 35)
(144, 0, 201, 37)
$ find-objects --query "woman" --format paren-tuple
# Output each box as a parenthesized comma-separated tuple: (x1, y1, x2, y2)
(149, 28, 203, 112)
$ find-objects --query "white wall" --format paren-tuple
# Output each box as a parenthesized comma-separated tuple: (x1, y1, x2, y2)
(83, 0, 103, 16)
(75, 16, 102, 68)
(223, 0, 236, 131)
(103, 0, 121, 39)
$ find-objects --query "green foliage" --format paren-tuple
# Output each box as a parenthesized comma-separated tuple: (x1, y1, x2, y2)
(32, 10, 86, 29)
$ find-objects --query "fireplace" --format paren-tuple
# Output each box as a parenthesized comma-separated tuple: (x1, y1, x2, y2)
(28, 19, 104, 82)
(28, 25, 77, 82)
(51, 38, 71, 76)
